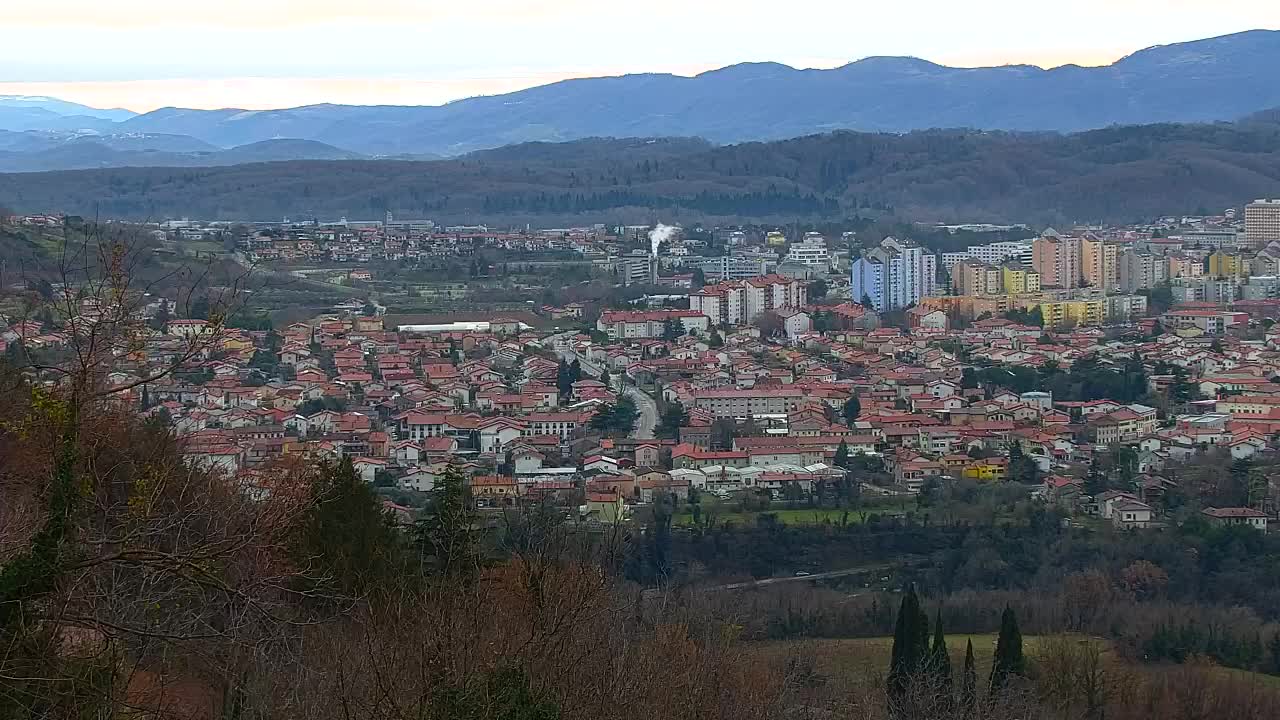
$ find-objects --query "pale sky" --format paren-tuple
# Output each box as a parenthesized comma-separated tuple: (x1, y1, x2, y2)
(2, 0, 1278, 112)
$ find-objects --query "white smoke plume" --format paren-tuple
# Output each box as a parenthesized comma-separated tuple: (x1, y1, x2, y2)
(649, 223, 678, 258)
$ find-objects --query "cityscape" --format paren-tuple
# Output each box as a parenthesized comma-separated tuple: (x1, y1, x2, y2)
(5, 8, 1280, 720)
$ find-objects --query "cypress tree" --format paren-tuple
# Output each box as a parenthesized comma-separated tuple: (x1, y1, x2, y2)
(989, 606, 1026, 697)
(961, 639, 977, 715)
(887, 585, 929, 716)
(928, 610, 953, 701)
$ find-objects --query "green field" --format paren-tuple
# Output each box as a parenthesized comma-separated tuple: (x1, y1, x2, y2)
(673, 506, 905, 527)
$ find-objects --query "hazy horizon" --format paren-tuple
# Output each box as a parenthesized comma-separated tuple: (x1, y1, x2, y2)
(3, 1, 1278, 113)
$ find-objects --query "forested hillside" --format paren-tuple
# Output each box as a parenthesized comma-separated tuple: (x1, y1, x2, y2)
(3, 118, 1280, 225)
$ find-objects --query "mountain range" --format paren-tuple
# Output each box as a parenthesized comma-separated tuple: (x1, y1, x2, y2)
(0, 132, 364, 173)
(4, 116, 1279, 226)
(1, 29, 1280, 167)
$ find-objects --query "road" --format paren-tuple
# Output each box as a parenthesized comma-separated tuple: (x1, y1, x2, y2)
(641, 564, 891, 599)
(714, 564, 891, 591)
(552, 342, 657, 440)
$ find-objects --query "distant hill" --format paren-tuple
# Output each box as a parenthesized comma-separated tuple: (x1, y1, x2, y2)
(0, 95, 136, 122)
(0, 135, 363, 173)
(3, 120, 1279, 225)
(3, 31, 1280, 158)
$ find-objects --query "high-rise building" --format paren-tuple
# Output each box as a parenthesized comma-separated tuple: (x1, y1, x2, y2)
(1031, 232, 1081, 289)
(850, 255, 885, 310)
(1000, 264, 1041, 295)
(1080, 237, 1119, 292)
(850, 237, 938, 311)
(1118, 250, 1168, 293)
(1207, 250, 1248, 280)
(953, 261, 1001, 296)
(689, 276, 806, 326)
(1244, 200, 1280, 250)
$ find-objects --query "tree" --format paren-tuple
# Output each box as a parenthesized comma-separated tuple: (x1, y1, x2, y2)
(961, 639, 978, 715)
(808, 278, 829, 301)
(834, 440, 850, 469)
(842, 395, 861, 426)
(1007, 441, 1040, 485)
(1028, 305, 1045, 327)
(297, 458, 402, 598)
(708, 329, 724, 348)
(189, 294, 211, 320)
(658, 401, 689, 439)
(589, 397, 638, 436)
(755, 310, 784, 338)
(928, 611, 953, 704)
(1145, 281, 1175, 315)
(989, 606, 1026, 697)
(416, 464, 478, 579)
(661, 317, 682, 341)
(148, 300, 172, 331)
(556, 359, 574, 399)
(599, 367, 611, 388)
(861, 293, 876, 310)
(887, 585, 930, 717)
(569, 358, 583, 383)
(710, 417, 736, 450)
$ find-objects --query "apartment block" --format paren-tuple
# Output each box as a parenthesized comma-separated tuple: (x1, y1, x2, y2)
(1244, 199, 1280, 250)
(1031, 233, 1081, 288)
(1081, 237, 1119, 292)
(953, 261, 1002, 296)
(689, 275, 805, 326)
(689, 283, 746, 326)
(1207, 250, 1248, 279)
(1036, 300, 1106, 327)
(1000, 264, 1041, 294)
(850, 237, 938, 311)
(1118, 250, 1168, 293)
(939, 240, 1033, 270)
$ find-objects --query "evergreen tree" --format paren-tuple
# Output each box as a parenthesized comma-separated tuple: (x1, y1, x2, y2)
(989, 606, 1026, 697)
(928, 610, 953, 702)
(297, 458, 402, 598)
(661, 317, 682, 341)
(569, 358, 583, 383)
(834, 440, 850, 469)
(599, 367, 611, 388)
(887, 585, 929, 716)
(416, 464, 479, 580)
(556, 359, 574, 399)
(842, 396, 861, 426)
(961, 639, 978, 715)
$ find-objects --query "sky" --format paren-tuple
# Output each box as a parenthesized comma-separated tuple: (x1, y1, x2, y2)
(1, 0, 1278, 113)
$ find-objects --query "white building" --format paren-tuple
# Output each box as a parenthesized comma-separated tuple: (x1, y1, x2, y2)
(940, 240, 1032, 270)
(697, 256, 771, 282)
(596, 310, 710, 339)
(849, 237, 937, 311)
(782, 234, 833, 270)
(691, 275, 806, 326)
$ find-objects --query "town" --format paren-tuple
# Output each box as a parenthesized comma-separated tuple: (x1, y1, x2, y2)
(6, 199, 1280, 536)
